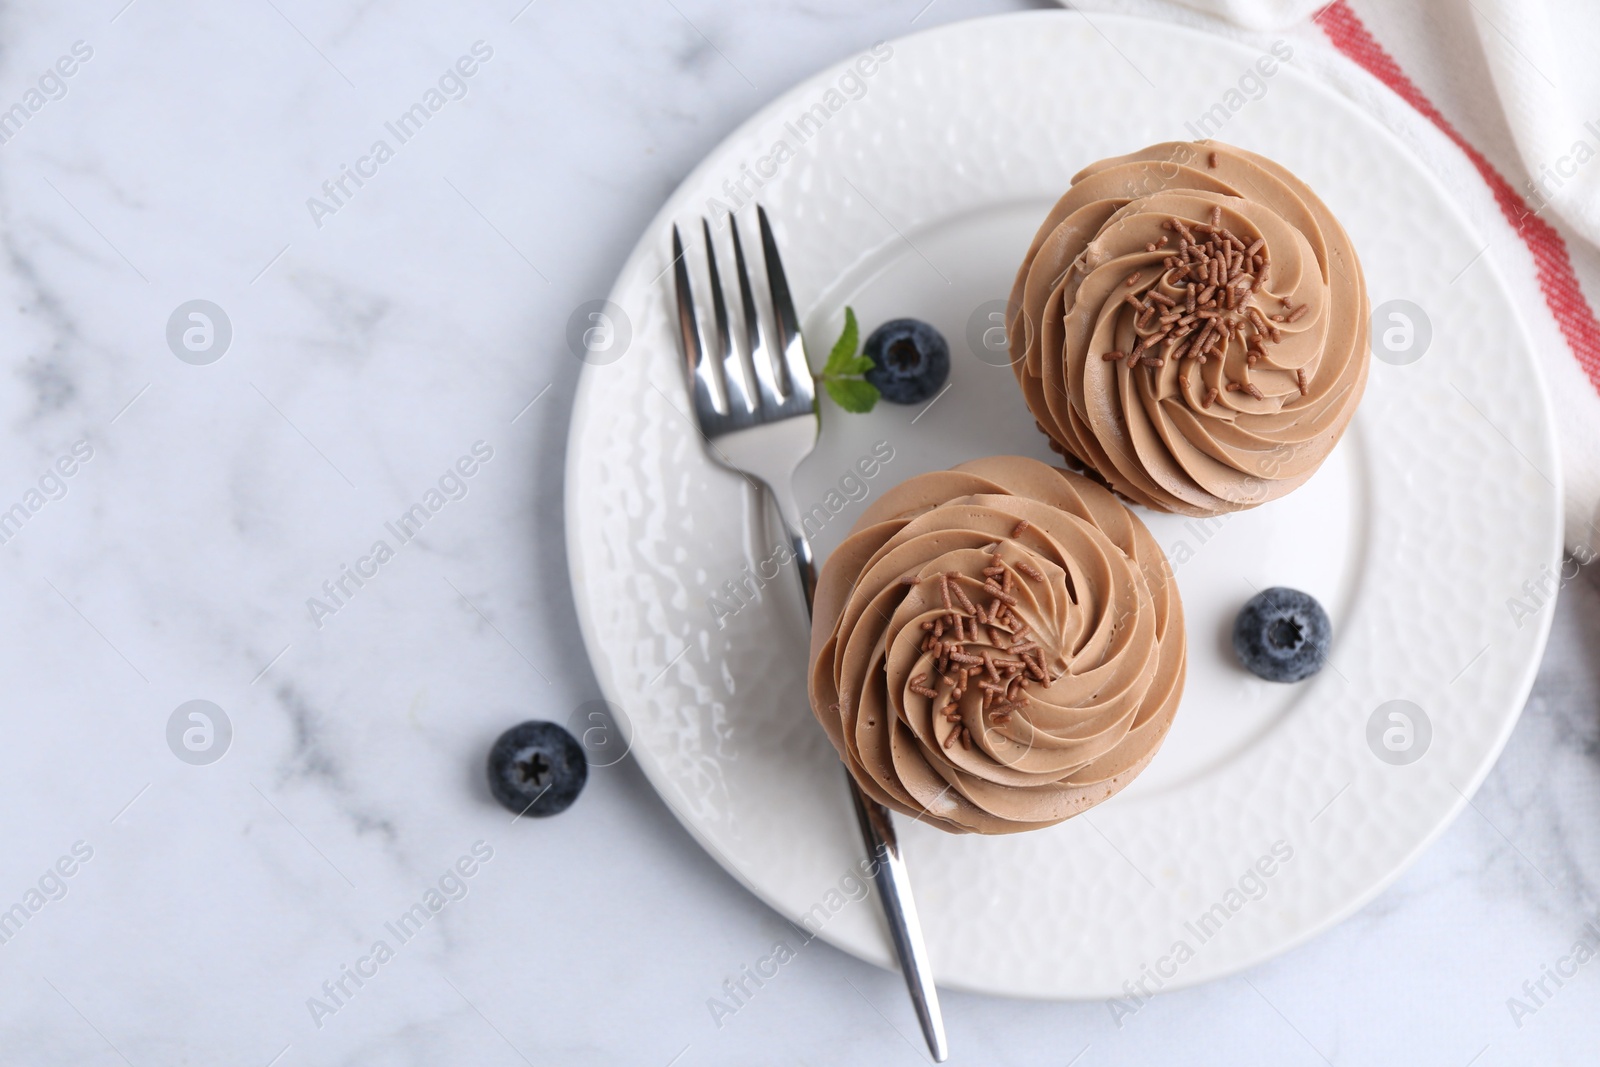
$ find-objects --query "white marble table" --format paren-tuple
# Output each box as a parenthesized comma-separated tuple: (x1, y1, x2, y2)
(1, 0, 1596, 1063)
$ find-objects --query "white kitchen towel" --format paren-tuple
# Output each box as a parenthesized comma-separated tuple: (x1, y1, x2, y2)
(1063, 0, 1600, 554)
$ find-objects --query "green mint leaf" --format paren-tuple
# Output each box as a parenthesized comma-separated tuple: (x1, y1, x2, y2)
(824, 376, 879, 413)
(822, 307, 860, 378)
(832, 353, 875, 377)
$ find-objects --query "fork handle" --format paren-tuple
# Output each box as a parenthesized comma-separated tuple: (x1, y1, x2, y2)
(847, 777, 949, 1062)
(772, 494, 947, 1063)
(788, 527, 817, 615)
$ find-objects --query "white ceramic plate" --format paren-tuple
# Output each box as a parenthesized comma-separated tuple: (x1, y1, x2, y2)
(564, 12, 1561, 998)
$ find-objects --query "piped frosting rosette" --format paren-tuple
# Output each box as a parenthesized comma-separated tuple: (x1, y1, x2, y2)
(1007, 140, 1369, 516)
(808, 457, 1184, 835)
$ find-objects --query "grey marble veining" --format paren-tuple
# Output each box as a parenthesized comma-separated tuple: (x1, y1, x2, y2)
(0, 0, 1594, 1064)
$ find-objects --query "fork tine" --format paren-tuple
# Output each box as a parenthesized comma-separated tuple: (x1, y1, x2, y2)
(672, 224, 721, 422)
(758, 205, 814, 410)
(730, 213, 784, 415)
(702, 219, 753, 419)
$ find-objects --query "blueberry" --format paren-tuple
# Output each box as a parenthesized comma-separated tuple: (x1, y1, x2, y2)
(864, 318, 949, 404)
(1232, 587, 1332, 683)
(486, 721, 587, 816)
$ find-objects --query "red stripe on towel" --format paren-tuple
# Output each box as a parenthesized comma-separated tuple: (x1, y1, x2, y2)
(1316, 0, 1600, 395)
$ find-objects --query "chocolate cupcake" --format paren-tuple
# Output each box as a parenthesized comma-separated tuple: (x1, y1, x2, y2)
(808, 457, 1184, 835)
(1007, 140, 1369, 516)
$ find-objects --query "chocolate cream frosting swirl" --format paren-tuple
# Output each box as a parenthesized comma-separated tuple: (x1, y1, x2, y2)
(808, 457, 1184, 835)
(1007, 141, 1369, 516)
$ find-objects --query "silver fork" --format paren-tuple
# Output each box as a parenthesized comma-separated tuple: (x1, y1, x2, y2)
(672, 207, 948, 1063)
